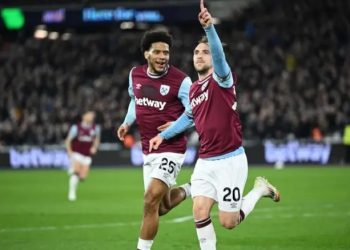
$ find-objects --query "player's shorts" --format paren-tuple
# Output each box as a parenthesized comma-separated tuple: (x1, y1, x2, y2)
(191, 151, 248, 212)
(142, 152, 185, 190)
(71, 152, 92, 166)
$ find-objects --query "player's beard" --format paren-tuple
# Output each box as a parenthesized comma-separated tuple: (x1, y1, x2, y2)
(195, 64, 211, 76)
(149, 60, 168, 75)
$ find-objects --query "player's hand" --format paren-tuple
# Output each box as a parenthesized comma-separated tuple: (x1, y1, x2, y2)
(90, 147, 97, 155)
(117, 124, 129, 141)
(198, 0, 212, 28)
(157, 122, 173, 132)
(149, 134, 164, 152)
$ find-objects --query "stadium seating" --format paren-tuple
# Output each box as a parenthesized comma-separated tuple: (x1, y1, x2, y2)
(0, 0, 349, 145)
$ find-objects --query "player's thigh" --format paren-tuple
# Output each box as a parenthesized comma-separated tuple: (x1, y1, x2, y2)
(71, 159, 81, 173)
(160, 187, 171, 209)
(142, 154, 154, 190)
(79, 164, 90, 179)
(71, 153, 91, 172)
(143, 153, 185, 190)
(191, 158, 217, 202)
(215, 153, 248, 213)
(144, 178, 169, 207)
(191, 160, 217, 220)
(193, 195, 216, 221)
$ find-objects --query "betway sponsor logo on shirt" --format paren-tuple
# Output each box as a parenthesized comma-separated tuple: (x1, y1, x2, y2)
(78, 135, 93, 142)
(190, 90, 208, 109)
(135, 97, 166, 111)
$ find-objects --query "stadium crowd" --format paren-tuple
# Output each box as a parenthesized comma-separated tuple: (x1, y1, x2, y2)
(0, 0, 349, 145)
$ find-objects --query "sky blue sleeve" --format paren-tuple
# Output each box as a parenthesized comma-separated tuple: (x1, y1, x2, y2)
(68, 125, 78, 139)
(178, 77, 192, 113)
(95, 125, 101, 138)
(204, 24, 234, 88)
(123, 68, 136, 126)
(159, 113, 194, 140)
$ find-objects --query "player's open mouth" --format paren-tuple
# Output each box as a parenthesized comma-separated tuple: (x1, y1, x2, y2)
(156, 62, 165, 67)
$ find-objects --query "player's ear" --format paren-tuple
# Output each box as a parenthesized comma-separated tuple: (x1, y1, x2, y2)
(144, 51, 149, 60)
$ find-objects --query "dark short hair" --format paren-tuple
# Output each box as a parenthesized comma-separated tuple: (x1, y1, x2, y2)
(82, 110, 95, 115)
(198, 36, 208, 44)
(140, 30, 173, 53)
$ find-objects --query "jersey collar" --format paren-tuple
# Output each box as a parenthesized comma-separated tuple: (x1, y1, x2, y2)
(147, 65, 169, 79)
(198, 73, 212, 85)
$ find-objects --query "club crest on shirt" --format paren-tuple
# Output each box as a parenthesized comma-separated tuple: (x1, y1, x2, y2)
(160, 84, 170, 96)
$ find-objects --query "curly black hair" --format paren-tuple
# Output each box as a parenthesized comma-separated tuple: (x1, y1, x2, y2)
(140, 30, 173, 53)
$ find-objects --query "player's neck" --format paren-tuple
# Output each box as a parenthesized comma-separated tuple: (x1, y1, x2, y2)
(147, 65, 169, 78)
(197, 68, 213, 81)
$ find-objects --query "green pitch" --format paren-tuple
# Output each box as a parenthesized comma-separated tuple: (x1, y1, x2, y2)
(1, 166, 350, 250)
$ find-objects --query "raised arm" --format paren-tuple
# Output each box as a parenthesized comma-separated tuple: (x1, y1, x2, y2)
(199, 5, 233, 88)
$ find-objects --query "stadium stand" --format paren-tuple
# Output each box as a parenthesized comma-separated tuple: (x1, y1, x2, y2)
(0, 0, 349, 145)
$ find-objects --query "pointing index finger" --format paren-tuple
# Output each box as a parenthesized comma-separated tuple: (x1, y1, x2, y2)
(200, 0, 204, 11)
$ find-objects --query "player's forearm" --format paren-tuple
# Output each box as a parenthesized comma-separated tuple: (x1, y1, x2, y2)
(204, 24, 230, 78)
(123, 98, 136, 126)
(65, 139, 73, 154)
(92, 137, 100, 150)
(160, 113, 194, 140)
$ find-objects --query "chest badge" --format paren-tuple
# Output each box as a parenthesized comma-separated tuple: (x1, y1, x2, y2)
(160, 84, 170, 96)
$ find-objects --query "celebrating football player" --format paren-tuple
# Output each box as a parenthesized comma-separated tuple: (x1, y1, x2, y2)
(117, 29, 192, 250)
(149, 1, 281, 249)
